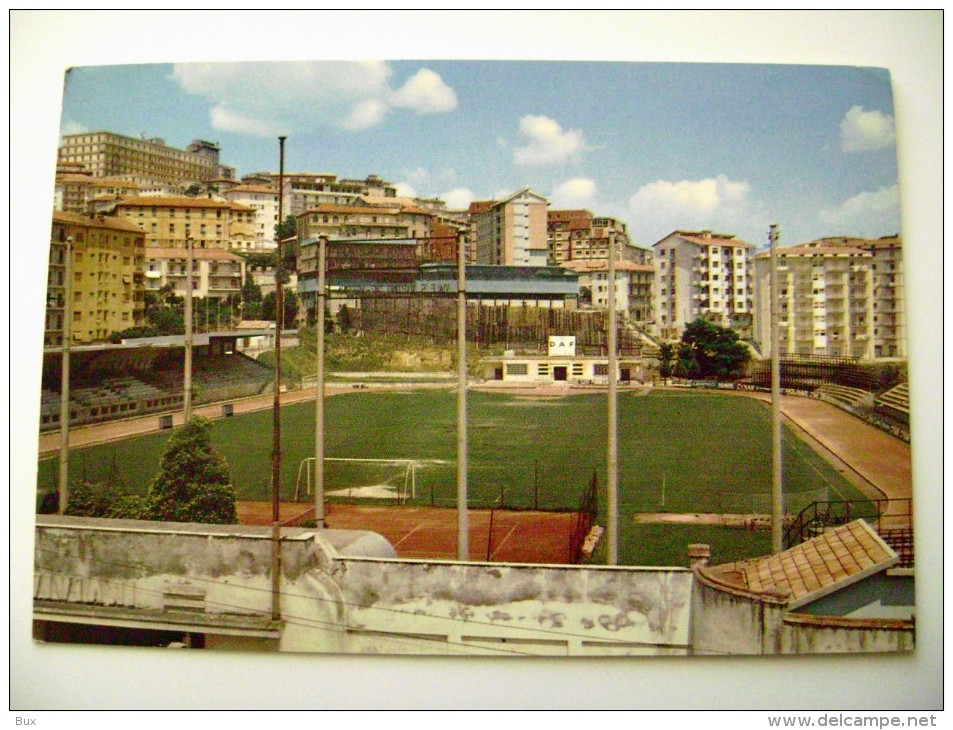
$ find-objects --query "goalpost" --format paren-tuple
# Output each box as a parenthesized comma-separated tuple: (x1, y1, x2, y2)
(294, 457, 448, 503)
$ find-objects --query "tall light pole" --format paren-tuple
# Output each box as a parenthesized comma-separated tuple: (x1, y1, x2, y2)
(607, 231, 619, 565)
(456, 230, 469, 561)
(314, 236, 327, 528)
(769, 224, 785, 553)
(183, 235, 194, 423)
(272, 136, 287, 526)
(271, 135, 287, 621)
(58, 236, 74, 514)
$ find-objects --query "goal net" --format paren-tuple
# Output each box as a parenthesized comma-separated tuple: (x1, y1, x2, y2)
(294, 457, 449, 503)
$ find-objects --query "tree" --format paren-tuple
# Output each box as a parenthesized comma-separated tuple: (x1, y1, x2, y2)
(274, 213, 297, 241)
(241, 274, 263, 320)
(262, 289, 300, 329)
(144, 417, 237, 524)
(678, 318, 750, 380)
(658, 342, 675, 379)
(64, 480, 147, 520)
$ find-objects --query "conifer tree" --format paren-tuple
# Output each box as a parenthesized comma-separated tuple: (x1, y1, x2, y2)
(144, 417, 237, 524)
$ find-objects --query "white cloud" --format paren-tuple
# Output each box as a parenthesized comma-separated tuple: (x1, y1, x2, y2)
(514, 115, 589, 165)
(395, 181, 418, 198)
(59, 118, 87, 137)
(819, 185, 900, 236)
(390, 69, 458, 114)
(840, 106, 895, 152)
(171, 61, 456, 135)
(210, 103, 276, 137)
(627, 175, 761, 242)
(551, 178, 598, 208)
(344, 98, 389, 131)
(440, 188, 475, 210)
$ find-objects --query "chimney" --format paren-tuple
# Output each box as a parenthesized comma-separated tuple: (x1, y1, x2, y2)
(701, 229, 712, 238)
(688, 543, 711, 569)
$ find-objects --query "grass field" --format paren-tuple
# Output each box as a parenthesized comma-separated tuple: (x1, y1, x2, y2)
(36, 388, 871, 565)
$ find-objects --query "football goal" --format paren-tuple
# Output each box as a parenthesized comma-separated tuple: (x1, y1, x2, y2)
(294, 457, 451, 503)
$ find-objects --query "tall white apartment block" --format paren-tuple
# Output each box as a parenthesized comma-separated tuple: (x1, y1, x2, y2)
(652, 230, 753, 341)
(753, 241, 874, 359)
(469, 189, 550, 267)
(753, 236, 904, 360)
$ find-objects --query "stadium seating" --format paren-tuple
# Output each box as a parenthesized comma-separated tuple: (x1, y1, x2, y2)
(814, 383, 875, 410)
(875, 382, 910, 416)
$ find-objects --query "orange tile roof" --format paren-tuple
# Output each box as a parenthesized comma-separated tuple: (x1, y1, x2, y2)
(700, 520, 897, 608)
(52, 210, 146, 233)
(674, 230, 754, 249)
(145, 247, 245, 262)
(548, 209, 592, 221)
(561, 260, 653, 274)
(116, 196, 238, 209)
(225, 184, 276, 194)
(467, 200, 497, 215)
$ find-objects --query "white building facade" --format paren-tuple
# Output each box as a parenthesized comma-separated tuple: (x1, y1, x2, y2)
(653, 230, 753, 341)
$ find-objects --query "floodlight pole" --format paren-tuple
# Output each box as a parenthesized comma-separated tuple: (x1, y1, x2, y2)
(456, 231, 469, 561)
(314, 235, 327, 528)
(184, 234, 194, 423)
(770, 223, 785, 553)
(58, 236, 74, 514)
(271, 135, 286, 621)
(607, 231, 619, 565)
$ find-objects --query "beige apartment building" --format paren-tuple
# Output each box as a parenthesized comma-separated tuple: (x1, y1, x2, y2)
(548, 209, 648, 265)
(296, 201, 433, 253)
(54, 173, 141, 214)
(113, 196, 256, 251)
(469, 189, 549, 266)
(58, 132, 234, 185)
(143, 248, 245, 302)
(223, 184, 281, 249)
(653, 230, 754, 341)
(752, 236, 904, 360)
(47, 211, 146, 346)
(562, 259, 654, 327)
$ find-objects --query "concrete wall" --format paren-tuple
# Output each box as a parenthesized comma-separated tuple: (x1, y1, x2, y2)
(337, 559, 692, 656)
(33, 517, 691, 656)
(691, 569, 914, 656)
(33, 518, 912, 656)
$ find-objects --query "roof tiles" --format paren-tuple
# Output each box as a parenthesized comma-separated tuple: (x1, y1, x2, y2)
(701, 520, 897, 608)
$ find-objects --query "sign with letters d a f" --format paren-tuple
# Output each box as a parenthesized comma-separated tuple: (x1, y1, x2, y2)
(548, 336, 576, 357)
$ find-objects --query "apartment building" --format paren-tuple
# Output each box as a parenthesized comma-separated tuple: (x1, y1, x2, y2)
(296, 201, 433, 255)
(653, 230, 754, 341)
(113, 196, 256, 251)
(58, 132, 234, 185)
(752, 236, 904, 360)
(47, 211, 146, 346)
(143, 248, 245, 302)
(54, 174, 141, 214)
(223, 184, 281, 249)
(561, 259, 654, 327)
(821, 236, 905, 359)
(469, 189, 549, 267)
(237, 172, 398, 217)
(548, 210, 646, 266)
(752, 242, 873, 359)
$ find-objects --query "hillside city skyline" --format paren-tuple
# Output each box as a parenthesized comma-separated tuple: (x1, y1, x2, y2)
(59, 60, 900, 250)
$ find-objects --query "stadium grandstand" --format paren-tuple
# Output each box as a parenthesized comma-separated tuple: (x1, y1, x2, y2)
(743, 353, 909, 440)
(39, 329, 275, 431)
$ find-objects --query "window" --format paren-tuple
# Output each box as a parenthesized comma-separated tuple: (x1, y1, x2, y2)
(506, 363, 528, 376)
(537, 364, 550, 376)
(593, 363, 608, 376)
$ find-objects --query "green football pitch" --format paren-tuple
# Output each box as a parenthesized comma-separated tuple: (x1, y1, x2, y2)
(37, 389, 872, 565)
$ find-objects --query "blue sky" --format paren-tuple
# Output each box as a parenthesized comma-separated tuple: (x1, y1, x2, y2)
(59, 59, 900, 249)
